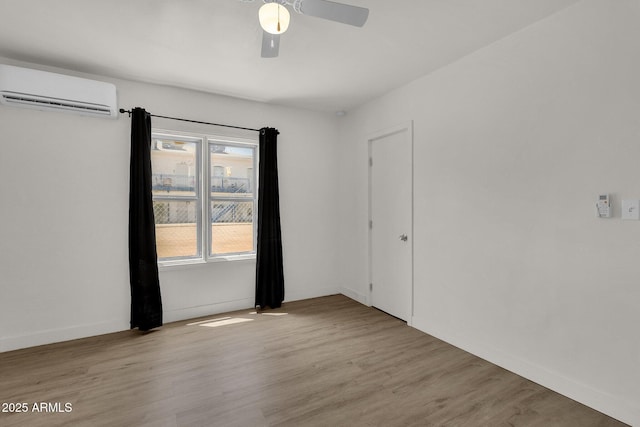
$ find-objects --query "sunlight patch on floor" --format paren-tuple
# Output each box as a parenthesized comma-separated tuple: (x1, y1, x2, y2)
(187, 317, 232, 326)
(199, 318, 254, 328)
(186, 311, 288, 329)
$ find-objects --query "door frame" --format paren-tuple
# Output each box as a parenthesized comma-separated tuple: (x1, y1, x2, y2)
(367, 121, 414, 326)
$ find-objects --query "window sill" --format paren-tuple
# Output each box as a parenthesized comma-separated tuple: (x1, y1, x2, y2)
(158, 254, 256, 271)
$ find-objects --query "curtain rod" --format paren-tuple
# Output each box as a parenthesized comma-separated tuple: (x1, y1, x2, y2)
(119, 109, 261, 132)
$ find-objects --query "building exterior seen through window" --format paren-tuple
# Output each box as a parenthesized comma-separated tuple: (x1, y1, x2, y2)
(151, 131, 258, 263)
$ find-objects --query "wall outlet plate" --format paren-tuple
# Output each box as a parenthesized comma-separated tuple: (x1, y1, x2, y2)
(621, 199, 640, 220)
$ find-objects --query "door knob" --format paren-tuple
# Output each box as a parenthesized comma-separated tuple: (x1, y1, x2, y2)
(399, 234, 408, 242)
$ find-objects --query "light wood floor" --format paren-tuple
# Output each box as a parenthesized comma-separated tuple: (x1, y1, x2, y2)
(0, 295, 627, 427)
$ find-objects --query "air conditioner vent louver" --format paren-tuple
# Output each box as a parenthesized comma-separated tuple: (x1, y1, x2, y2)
(1, 93, 113, 115)
(0, 64, 117, 118)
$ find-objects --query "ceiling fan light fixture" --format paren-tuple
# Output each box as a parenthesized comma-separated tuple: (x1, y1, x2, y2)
(259, 3, 290, 35)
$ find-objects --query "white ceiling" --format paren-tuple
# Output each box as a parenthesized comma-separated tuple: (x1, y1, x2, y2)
(0, 0, 580, 113)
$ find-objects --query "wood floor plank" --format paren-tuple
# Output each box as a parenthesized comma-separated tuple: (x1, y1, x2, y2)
(0, 295, 627, 426)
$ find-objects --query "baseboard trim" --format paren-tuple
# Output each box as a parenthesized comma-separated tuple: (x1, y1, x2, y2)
(0, 319, 126, 353)
(1, 288, 342, 353)
(411, 315, 639, 426)
(166, 286, 342, 323)
(163, 298, 256, 323)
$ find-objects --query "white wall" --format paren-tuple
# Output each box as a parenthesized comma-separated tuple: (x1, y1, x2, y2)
(337, 0, 640, 424)
(0, 59, 340, 352)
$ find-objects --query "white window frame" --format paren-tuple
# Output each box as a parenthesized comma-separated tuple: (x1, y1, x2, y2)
(152, 129, 258, 268)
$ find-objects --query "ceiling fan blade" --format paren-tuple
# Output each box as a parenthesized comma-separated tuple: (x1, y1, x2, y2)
(296, 0, 369, 27)
(261, 31, 280, 58)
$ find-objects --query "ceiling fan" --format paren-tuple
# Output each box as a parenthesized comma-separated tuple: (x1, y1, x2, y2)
(242, 0, 369, 58)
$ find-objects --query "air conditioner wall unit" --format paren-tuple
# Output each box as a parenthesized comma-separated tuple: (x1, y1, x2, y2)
(0, 64, 118, 118)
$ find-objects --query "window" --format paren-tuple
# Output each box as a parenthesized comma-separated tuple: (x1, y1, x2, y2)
(151, 131, 258, 265)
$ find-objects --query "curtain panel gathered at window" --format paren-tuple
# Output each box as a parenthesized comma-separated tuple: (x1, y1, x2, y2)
(255, 127, 285, 309)
(128, 107, 163, 331)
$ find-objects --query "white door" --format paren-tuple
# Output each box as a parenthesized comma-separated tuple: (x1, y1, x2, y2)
(369, 122, 413, 322)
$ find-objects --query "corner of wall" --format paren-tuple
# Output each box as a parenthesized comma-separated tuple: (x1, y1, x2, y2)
(340, 286, 369, 306)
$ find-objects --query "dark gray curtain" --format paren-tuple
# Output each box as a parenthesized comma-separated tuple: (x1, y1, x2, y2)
(255, 127, 285, 309)
(129, 107, 163, 330)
